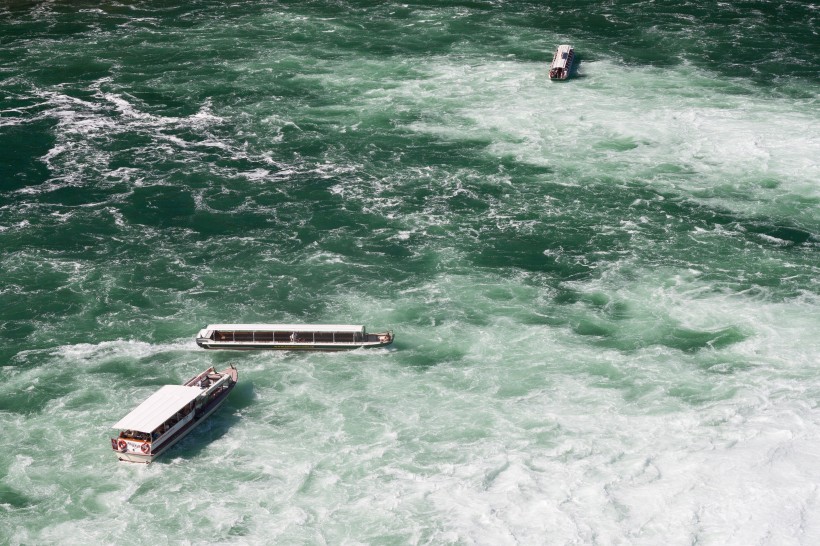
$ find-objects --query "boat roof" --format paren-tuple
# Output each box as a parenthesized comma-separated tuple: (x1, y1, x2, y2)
(552, 44, 573, 68)
(203, 324, 366, 333)
(112, 385, 203, 433)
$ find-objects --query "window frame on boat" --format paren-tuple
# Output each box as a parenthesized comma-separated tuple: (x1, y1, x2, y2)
(206, 324, 366, 344)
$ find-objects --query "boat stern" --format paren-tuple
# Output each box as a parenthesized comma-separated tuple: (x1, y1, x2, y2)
(111, 437, 154, 464)
(195, 328, 213, 348)
(365, 330, 394, 347)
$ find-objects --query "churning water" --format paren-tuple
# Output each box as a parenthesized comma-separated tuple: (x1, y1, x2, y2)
(1, 1, 819, 544)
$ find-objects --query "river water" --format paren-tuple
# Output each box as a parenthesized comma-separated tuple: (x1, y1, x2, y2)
(1, 1, 819, 544)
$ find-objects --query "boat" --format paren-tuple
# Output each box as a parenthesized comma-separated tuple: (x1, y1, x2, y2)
(195, 323, 394, 351)
(110, 365, 238, 463)
(549, 44, 574, 80)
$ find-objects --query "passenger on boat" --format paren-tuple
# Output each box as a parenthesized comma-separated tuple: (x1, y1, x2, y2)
(290, 332, 297, 342)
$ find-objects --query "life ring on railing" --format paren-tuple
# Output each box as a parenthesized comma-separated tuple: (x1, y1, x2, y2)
(117, 439, 127, 452)
(140, 442, 150, 454)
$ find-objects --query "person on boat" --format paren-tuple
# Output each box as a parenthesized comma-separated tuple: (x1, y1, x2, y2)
(290, 332, 297, 342)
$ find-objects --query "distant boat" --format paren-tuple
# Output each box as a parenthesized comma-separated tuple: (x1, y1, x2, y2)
(195, 324, 394, 351)
(110, 365, 237, 463)
(549, 44, 574, 80)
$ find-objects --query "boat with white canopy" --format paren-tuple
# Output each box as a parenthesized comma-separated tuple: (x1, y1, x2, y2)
(549, 44, 575, 80)
(110, 365, 237, 463)
(195, 324, 393, 351)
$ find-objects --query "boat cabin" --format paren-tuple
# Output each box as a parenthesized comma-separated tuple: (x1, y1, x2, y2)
(196, 323, 393, 351)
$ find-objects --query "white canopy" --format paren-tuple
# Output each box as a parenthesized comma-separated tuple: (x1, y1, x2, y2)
(552, 44, 573, 69)
(112, 385, 202, 433)
(202, 324, 366, 333)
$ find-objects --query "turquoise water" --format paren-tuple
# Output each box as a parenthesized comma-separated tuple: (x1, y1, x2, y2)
(1, 1, 819, 544)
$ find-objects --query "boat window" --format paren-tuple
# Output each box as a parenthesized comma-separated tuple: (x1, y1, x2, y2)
(121, 430, 150, 441)
(315, 332, 334, 342)
(335, 332, 354, 342)
(254, 331, 273, 342)
(295, 331, 313, 342)
(234, 331, 254, 342)
(274, 332, 290, 342)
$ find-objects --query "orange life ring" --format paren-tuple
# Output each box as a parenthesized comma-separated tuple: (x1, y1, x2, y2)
(117, 439, 127, 452)
(140, 442, 150, 454)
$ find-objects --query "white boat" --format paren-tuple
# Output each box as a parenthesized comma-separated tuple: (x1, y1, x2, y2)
(195, 324, 394, 351)
(549, 44, 574, 80)
(110, 365, 237, 463)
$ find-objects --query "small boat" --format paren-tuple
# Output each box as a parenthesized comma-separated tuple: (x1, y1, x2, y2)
(110, 365, 237, 463)
(195, 324, 393, 351)
(549, 44, 574, 80)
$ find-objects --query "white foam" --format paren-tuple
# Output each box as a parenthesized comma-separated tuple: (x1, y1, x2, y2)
(11, 300, 820, 545)
(241, 168, 272, 181)
(10, 83, 244, 193)
(373, 58, 819, 221)
(51, 338, 198, 362)
(4, 23, 819, 546)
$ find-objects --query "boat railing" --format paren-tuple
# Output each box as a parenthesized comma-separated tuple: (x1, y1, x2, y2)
(198, 383, 233, 414)
(184, 367, 215, 387)
(152, 411, 195, 450)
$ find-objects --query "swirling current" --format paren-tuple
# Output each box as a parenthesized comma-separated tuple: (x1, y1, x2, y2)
(1, 1, 818, 544)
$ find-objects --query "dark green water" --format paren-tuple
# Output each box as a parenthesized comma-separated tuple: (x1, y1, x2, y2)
(1, 1, 818, 544)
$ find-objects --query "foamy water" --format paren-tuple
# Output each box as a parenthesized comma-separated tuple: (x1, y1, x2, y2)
(2, 1, 818, 544)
